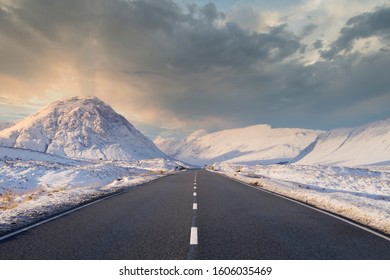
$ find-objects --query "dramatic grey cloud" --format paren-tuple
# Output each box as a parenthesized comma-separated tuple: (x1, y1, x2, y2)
(300, 23, 318, 37)
(312, 39, 324, 49)
(322, 6, 390, 59)
(0, 0, 390, 138)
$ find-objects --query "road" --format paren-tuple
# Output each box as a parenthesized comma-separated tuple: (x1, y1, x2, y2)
(0, 169, 389, 259)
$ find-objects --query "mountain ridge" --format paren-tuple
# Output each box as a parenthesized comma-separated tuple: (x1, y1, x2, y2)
(292, 117, 390, 166)
(155, 124, 322, 165)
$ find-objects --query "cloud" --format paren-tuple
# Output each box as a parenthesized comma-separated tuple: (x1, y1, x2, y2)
(322, 6, 390, 59)
(0, 0, 390, 137)
(2, 0, 302, 70)
(300, 23, 318, 37)
(312, 39, 324, 49)
(0, 0, 302, 125)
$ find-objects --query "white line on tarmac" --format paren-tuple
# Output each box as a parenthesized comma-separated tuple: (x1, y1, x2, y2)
(190, 227, 198, 245)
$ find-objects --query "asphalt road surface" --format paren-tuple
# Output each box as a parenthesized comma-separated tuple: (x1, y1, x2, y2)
(1, 170, 389, 259)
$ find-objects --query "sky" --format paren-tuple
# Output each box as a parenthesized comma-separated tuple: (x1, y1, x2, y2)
(0, 0, 390, 139)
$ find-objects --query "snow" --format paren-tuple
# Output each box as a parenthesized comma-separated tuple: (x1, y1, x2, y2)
(0, 96, 182, 234)
(155, 124, 321, 166)
(2, 95, 389, 237)
(210, 162, 390, 234)
(0, 96, 166, 161)
(293, 117, 390, 166)
(0, 146, 182, 234)
(161, 116, 390, 235)
(0, 121, 14, 131)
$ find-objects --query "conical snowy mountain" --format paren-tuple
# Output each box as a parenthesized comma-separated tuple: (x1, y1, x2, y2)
(155, 124, 322, 165)
(0, 96, 166, 161)
(293, 118, 390, 166)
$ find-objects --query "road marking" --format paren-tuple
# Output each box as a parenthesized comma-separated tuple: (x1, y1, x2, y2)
(193, 203, 198, 210)
(216, 172, 390, 242)
(190, 227, 198, 245)
(194, 186, 197, 190)
(193, 192, 197, 197)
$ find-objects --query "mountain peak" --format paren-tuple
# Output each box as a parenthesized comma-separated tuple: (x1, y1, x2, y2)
(0, 96, 166, 161)
(187, 129, 209, 140)
(43, 95, 107, 111)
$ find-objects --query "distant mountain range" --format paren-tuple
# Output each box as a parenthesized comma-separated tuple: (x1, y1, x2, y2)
(156, 119, 390, 167)
(0, 96, 166, 161)
(1, 96, 389, 167)
(292, 118, 390, 166)
(155, 124, 322, 166)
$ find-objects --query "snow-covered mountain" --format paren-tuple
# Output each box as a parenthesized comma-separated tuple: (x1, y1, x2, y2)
(293, 118, 390, 166)
(0, 121, 14, 131)
(0, 96, 166, 161)
(155, 124, 321, 165)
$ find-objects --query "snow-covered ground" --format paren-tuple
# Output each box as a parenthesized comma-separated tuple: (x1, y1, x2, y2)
(0, 147, 181, 234)
(210, 162, 390, 234)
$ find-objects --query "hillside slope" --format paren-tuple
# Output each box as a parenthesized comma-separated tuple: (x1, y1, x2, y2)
(293, 118, 390, 166)
(155, 124, 321, 165)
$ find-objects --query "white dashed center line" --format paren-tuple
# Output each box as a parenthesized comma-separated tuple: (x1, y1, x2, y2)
(188, 171, 199, 251)
(190, 227, 198, 245)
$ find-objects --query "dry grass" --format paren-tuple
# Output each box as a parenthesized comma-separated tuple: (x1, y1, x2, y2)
(52, 186, 66, 193)
(0, 186, 60, 210)
(150, 170, 165, 175)
(1, 191, 14, 202)
(0, 191, 18, 210)
(250, 181, 264, 187)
